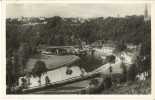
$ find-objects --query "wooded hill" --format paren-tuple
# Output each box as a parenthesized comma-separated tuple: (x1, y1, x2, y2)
(6, 15, 151, 56)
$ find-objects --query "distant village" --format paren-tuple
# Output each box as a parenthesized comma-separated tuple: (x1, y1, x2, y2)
(6, 16, 93, 26)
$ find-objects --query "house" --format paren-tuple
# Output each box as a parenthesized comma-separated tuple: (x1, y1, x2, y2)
(126, 43, 137, 49)
(102, 47, 115, 54)
(18, 18, 22, 21)
(41, 48, 51, 54)
(39, 17, 45, 20)
(136, 71, 149, 81)
(121, 52, 133, 64)
(83, 45, 90, 50)
(43, 21, 47, 24)
(101, 40, 116, 54)
(102, 40, 116, 48)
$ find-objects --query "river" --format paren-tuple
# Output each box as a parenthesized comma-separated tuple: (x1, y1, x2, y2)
(19, 50, 107, 88)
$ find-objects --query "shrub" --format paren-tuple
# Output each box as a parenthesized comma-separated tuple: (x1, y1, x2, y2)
(127, 64, 137, 82)
(104, 76, 112, 90)
(120, 63, 127, 83)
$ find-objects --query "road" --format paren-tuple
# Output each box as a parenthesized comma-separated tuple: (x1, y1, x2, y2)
(93, 49, 122, 74)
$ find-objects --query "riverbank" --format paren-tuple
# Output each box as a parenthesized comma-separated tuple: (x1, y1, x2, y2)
(19, 54, 80, 77)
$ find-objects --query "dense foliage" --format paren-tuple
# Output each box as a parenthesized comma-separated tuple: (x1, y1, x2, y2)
(6, 15, 151, 56)
(18, 44, 30, 71)
(102, 77, 151, 94)
(75, 55, 103, 72)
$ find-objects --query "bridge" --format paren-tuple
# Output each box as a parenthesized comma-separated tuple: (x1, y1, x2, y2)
(22, 70, 103, 94)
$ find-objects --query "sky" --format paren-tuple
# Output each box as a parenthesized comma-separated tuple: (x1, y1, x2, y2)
(6, 3, 151, 18)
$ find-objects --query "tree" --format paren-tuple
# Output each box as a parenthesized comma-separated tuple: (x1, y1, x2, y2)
(32, 61, 47, 86)
(89, 79, 99, 87)
(127, 64, 137, 81)
(45, 76, 50, 86)
(21, 78, 27, 89)
(141, 55, 151, 72)
(12, 52, 20, 85)
(104, 76, 112, 90)
(6, 56, 14, 87)
(26, 72, 31, 86)
(106, 55, 116, 74)
(31, 46, 38, 55)
(18, 43, 30, 71)
(66, 67, 73, 75)
(116, 42, 127, 53)
(136, 55, 151, 78)
(120, 62, 127, 83)
(6, 53, 21, 94)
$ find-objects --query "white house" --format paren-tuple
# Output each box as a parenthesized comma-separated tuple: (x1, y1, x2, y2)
(121, 52, 133, 64)
(39, 17, 45, 20)
(136, 71, 149, 81)
(126, 44, 137, 49)
(41, 49, 51, 54)
(43, 21, 47, 24)
(102, 47, 115, 54)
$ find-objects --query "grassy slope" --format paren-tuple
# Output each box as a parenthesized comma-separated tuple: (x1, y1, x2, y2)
(102, 78, 151, 94)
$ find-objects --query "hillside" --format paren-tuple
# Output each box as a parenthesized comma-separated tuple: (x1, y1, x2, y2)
(6, 15, 151, 56)
(102, 78, 151, 94)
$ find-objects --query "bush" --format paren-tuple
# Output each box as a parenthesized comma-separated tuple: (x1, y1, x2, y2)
(120, 63, 127, 83)
(127, 64, 137, 82)
(111, 73, 121, 83)
(104, 76, 112, 90)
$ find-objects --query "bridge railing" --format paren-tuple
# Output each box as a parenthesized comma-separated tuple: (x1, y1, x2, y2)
(24, 71, 102, 90)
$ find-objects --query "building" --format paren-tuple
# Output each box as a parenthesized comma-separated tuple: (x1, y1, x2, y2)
(102, 40, 116, 48)
(136, 71, 149, 81)
(126, 44, 137, 49)
(101, 40, 116, 54)
(102, 47, 115, 54)
(39, 17, 45, 20)
(121, 52, 133, 64)
(144, 4, 151, 22)
(122, 47, 140, 64)
(82, 45, 90, 50)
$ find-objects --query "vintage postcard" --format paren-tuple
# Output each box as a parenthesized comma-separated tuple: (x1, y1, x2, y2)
(1, 0, 155, 99)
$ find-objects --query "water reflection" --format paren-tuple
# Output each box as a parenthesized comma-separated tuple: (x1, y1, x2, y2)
(72, 55, 103, 72)
(19, 54, 103, 88)
(19, 66, 83, 88)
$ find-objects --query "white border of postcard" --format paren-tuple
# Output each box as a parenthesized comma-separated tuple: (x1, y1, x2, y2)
(1, 0, 155, 99)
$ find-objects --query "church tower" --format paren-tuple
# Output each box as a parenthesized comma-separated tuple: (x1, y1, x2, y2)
(144, 4, 150, 22)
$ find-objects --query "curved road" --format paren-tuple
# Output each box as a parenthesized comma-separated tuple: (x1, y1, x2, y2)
(92, 49, 122, 74)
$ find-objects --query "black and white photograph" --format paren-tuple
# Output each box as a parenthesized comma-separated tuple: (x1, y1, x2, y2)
(3, 1, 153, 97)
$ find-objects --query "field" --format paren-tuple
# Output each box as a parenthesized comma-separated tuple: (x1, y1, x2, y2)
(20, 54, 79, 76)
